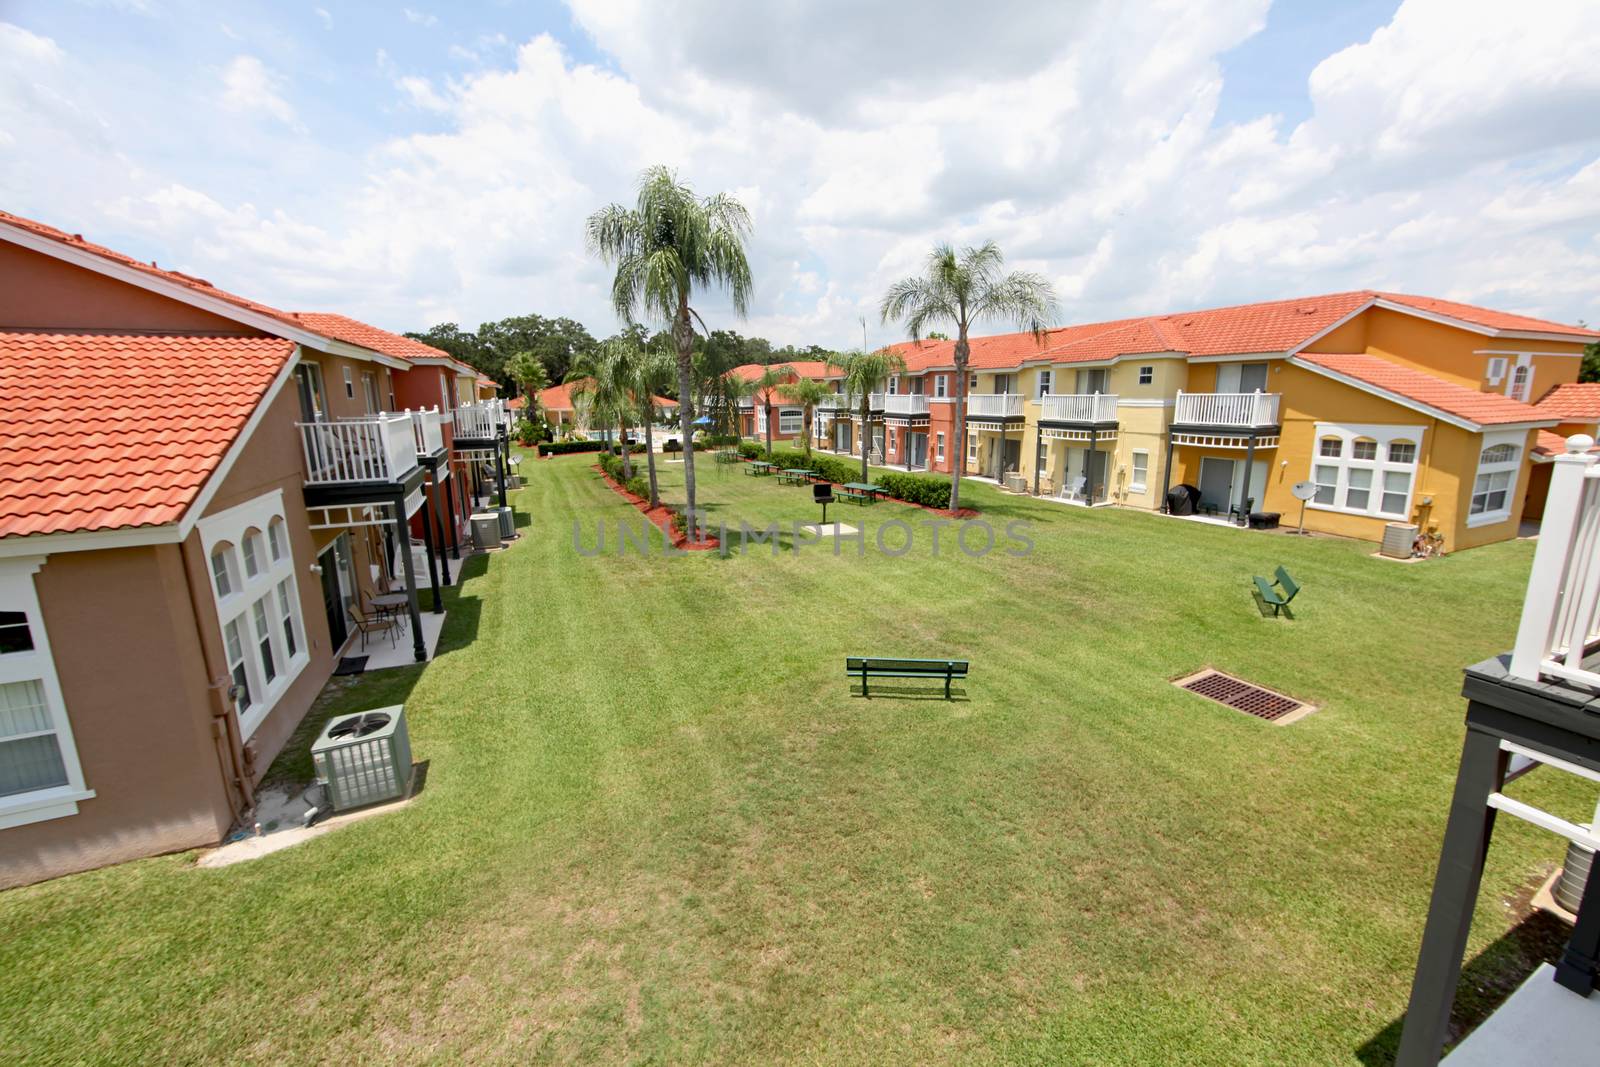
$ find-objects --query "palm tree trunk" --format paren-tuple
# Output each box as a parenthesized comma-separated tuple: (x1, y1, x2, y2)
(620, 415, 633, 481)
(674, 299, 699, 542)
(951, 335, 968, 513)
(643, 413, 659, 508)
(859, 398, 871, 483)
(803, 406, 813, 458)
(764, 401, 773, 457)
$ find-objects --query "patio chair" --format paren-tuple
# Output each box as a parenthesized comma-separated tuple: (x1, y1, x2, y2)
(1061, 476, 1087, 502)
(348, 603, 397, 650)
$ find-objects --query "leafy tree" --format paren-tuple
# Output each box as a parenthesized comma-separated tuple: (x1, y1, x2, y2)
(405, 322, 492, 375)
(1581, 339, 1600, 384)
(881, 242, 1058, 511)
(479, 315, 598, 387)
(779, 377, 834, 458)
(587, 166, 754, 543)
(568, 340, 639, 482)
(829, 348, 907, 483)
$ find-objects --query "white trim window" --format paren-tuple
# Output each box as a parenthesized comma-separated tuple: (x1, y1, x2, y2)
(342, 366, 355, 399)
(1485, 356, 1508, 386)
(936, 432, 946, 461)
(1130, 450, 1149, 493)
(778, 408, 802, 435)
(197, 491, 310, 739)
(0, 559, 93, 829)
(967, 432, 978, 465)
(1037, 369, 1052, 398)
(1309, 423, 1423, 520)
(1468, 432, 1524, 526)
(1138, 365, 1154, 385)
(756, 406, 767, 433)
(934, 374, 948, 399)
(968, 373, 978, 391)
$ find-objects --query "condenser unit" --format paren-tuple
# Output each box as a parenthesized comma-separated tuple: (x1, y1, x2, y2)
(1381, 522, 1418, 559)
(311, 706, 413, 812)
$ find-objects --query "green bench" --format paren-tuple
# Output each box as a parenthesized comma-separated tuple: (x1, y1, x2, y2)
(846, 656, 969, 699)
(1252, 566, 1301, 616)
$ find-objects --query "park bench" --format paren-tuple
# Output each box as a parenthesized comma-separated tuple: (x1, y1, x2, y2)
(846, 656, 969, 699)
(838, 482, 882, 504)
(1252, 565, 1301, 616)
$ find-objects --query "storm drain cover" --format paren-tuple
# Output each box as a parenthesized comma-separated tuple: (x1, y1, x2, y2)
(1174, 669, 1310, 723)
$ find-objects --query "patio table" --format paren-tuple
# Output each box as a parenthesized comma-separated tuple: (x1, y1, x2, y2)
(780, 468, 814, 485)
(839, 482, 885, 504)
(748, 461, 776, 476)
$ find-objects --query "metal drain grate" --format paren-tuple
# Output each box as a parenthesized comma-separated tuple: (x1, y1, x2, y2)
(1175, 669, 1308, 723)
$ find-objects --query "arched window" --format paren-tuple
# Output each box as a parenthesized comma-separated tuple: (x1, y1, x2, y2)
(211, 544, 236, 598)
(1471, 439, 1523, 520)
(1318, 436, 1342, 458)
(1480, 443, 1518, 465)
(241, 528, 264, 579)
(1351, 437, 1378, 461)
(1387, 439, 1417, 465)
(267, 518, 287, 562)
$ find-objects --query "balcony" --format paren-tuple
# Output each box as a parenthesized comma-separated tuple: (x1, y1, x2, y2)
(1173, 390, 1280, 429)
(1039, 393, 1118, 424)
(881, 393, 930, 418)
(1511, 436, 1600, 691)
(966, 393, 1025, 419)
(452, 401, 502, 441)
(410, 407, 445, 455)
(300, 414, 418, 486)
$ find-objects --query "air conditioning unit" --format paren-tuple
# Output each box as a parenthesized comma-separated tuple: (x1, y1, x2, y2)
(495, 505, 516, 539)
(470, 511, 501, 550)
(311, 706, 413, 812)
(1381, 522, 1418, 559)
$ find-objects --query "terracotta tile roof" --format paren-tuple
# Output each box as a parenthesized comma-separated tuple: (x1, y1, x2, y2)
(728, 360, 833, 382)
(0, 333, 295, 539)
(1532, 430, 1600, 456)
(538, 381, 580, 411)
(292, 311, 472, 373)
(1295, 351, 1551, 427)
(1375, 292, 1600, 338)
(1532, 382, 1600, 421)
(0, 209, 303, 330)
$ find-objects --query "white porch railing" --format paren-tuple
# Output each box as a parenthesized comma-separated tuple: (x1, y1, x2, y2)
(1511, 435, 1600, 690)
(816, 394, 856, 411)
(1174, 390, 1280, 427)
(300, 414, 418, 485)
(967, 393, 1025, 418)
(1039, 394, 1118, 423)
(410, 407, 445, 454)
(452, 401, 502, 439)
(882, 393, 930, 417)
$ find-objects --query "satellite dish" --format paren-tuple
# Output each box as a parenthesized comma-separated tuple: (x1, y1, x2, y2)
(1290, 480, 1317, 536)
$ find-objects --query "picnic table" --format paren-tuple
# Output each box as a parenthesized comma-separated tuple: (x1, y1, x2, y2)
(747, 460, 776, 476)
(838, 482, 885, 504)
(779, 468, 814, 485)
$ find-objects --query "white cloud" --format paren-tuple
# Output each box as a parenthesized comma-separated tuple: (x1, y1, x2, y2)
(219, 55, 298, 128)
(314, 7, 332, 30)
(403, 8, 438, 28)
(4, 0, 1600, 346)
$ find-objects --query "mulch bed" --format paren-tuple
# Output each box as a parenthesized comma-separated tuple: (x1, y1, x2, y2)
(592, 465, 720, 550)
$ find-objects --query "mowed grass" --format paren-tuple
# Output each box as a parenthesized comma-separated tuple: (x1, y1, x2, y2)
(0, 450, 1588, 1064)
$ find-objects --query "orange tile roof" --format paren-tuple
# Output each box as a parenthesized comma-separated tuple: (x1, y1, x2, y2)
(1532, 430, 1600, 456)
(0, 209, 304, 330)
(1295, 352, 1550, 427)
(292, 311, 472, 373)
(538, 381, 579, 411)
(1532, 383, 1600, 421)
(728, 360, 835, 381)
(0, 333, 295, 539)
(1375, 292, 1600, 338)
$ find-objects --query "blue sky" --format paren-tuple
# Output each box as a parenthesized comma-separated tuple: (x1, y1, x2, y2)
(2, 1, 1596, 345)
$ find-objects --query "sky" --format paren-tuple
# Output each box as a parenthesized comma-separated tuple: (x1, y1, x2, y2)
(2, 0, 1598, 349)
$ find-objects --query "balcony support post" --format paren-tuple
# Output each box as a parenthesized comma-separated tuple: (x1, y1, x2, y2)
(1239, 433, 1257, 525)
(496, 446, 508, 510)
(1394, 724, 1508, 1066)
(444, 470, 460, 561)
(391, 491, 427, 664)
(1160, 434, 1175, 513)
(421, 490, 443, 616)
(1087, 427, 1099, 505)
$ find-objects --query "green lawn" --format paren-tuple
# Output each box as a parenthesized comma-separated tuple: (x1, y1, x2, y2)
(1, 450, 1587, 1064)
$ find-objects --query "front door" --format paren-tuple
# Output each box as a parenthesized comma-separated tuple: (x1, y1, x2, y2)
(319, 542, 348, 650)
(1003, 437, 1022, 475)
(1198, 457, 1235, 512)
(907, 432, 927, 469)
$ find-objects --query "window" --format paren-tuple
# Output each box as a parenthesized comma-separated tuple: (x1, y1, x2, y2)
(1469, 436, 1523, 524)
(1509, 365, 1532, 402)
(0, 680, 68, 798)
(362, 372, 381, 414)
(968, 373, 978, 391)
(1130, 450, 1149, 492)
(888, 429, 897, 456)
(211, 545, 236, 598)
(241, 530, 263, 579)
(1075, 368, 1108, 394)
(1138, 366, 1154, 385)
(267, 518, 287, 562)
(779, 409, 802, 435)
(342, 366, 355, 399)
(936, 433, 946, 461)
(1309, 424, 1423, 519)
(1037, 370, 1052, 397)
(0, 612, 32, 655)
(294, 363, 327, 422)
(198, 491, 309, 738)
(1485, 357, 1507, 385)
(967, 433, 978, 464)
(934, 374, 948, 399)
(887, 376, 898, 396)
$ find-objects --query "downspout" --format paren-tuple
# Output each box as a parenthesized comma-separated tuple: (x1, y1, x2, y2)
(178, 537, 255, 819)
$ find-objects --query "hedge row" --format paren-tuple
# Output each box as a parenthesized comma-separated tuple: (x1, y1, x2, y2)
(873, 471, 952, 509)
(540, 439, 605, 456)
(699, 433, 741, 448)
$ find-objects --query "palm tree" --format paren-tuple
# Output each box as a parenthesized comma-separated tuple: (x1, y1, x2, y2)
(587, 167, 754, 542)
(880, 242, 1059, 511)
(568, 341, 637, 482)
(633, 339, 678, 508)
(720, 373, 757, 440)
(829, 348, 907, 483)
(779, 377, 833, 458)
(506, 350, 549, 425)
(754, 364, 790, 458)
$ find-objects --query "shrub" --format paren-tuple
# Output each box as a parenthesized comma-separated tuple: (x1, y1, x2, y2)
(761, 448, 859, 486)
(540, 439, 605, 456)
(624, 475, 650, 499)
(874, 471, 952, 509)
(736, 440, 763, 459)
(597, 452, 623, 480)
(609, 443, 646, 456)
(700, 432, 740, 448)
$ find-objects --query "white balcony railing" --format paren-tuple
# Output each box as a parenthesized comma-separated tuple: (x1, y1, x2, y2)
(410, 407, 446, 454)
(452, 401, 502, 439)
(1510, 435, 1600, 690)
(300, 414, 418, 485)
(816, 393, 854, 411)
(1173, 390, 1280, 428)
(1039, 393, 1118, 423)
(882, 393, 930, 417)
(966, 393, 1025, 418)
